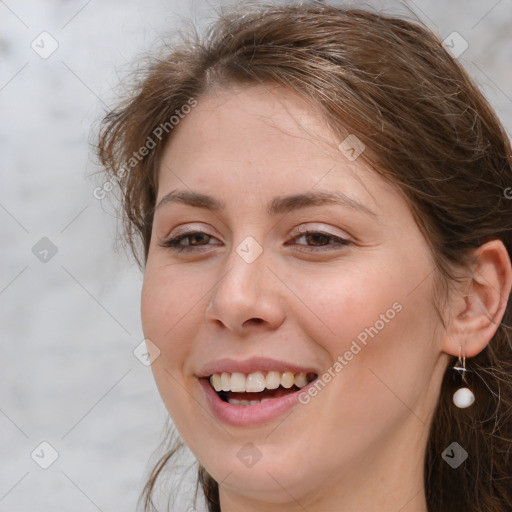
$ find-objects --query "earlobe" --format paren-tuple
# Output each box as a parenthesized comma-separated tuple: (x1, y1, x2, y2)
(441, 239, 512, 359)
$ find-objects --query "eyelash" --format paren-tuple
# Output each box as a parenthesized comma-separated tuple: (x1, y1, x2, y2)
(159, 228, 351, 253)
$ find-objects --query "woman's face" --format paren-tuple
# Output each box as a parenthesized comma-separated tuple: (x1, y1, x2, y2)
(141, 84, 449, 506)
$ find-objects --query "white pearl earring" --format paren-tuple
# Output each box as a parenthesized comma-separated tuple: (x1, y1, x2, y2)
(452, 352, 475, 409)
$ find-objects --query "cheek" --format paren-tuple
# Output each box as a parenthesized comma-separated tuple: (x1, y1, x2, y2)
(141, 264, 201, 352)
(289, 263, 405, 354)
(141, 270, 203, 433)
(140, 267, 198, 389)
(141, 276, 173, 351)
(290, 257, 436, 401)
(302, 263, 437, 429)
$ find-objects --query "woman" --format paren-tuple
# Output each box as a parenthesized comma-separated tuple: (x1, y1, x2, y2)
(96, 3, 512, 511)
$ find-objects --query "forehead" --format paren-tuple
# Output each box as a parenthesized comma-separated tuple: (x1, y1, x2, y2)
(153, 85, 421, 244)
(157, 84, 377, 197)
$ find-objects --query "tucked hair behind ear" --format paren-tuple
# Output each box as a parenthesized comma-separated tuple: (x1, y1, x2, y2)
(96, 2, 512, 511)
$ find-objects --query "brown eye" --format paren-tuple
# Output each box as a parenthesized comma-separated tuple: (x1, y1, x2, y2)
(160, 231, 221, 252)
(290, 230, 351, 251)
(303, 232, 331, 246)
(187, 233, 211, 246)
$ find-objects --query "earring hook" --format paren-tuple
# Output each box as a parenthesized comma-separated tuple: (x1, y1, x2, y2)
(453, 346, 469, 384)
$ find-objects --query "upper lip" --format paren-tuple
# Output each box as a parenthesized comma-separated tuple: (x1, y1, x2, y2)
(196, 356, 319, 378)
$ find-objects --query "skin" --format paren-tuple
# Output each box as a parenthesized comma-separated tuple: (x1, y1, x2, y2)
(140, 83, 512, 511)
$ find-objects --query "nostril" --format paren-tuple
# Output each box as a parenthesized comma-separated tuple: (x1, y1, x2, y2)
(244, 318, 264, 326)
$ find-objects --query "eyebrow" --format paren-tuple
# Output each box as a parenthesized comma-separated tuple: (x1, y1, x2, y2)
(155, 189, 377, 218)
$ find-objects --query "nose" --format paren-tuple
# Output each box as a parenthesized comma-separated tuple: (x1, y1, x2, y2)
(204, 244, 286, 335)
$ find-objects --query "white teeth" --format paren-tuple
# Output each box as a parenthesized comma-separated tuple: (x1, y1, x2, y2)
(265, 371, 281, 389)
(246, 372, 266, 392)
(221, 372, 231, 392)
(230, 372, 246, 392)
(281, 371, 295, 389)
(209, 370, 313, 393)
(211, 373, 222, 392)
(227, 397, 273, 406)
(228, 399, 258, 406)
(294, 373, 308, 388)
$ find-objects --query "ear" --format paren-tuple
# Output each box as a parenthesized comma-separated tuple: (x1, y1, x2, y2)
(441, 239, 512, 358)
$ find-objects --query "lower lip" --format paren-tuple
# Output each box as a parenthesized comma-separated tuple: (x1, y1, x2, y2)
(199, 378, 313, 427)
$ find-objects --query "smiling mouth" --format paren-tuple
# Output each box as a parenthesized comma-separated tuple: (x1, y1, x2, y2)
(208, 371, 318, 406)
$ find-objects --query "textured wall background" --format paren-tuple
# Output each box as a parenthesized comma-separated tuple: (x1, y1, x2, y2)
(1, 0, 511, 511)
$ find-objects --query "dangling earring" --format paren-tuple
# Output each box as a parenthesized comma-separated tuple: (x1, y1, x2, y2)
(452, 348, 475, 408)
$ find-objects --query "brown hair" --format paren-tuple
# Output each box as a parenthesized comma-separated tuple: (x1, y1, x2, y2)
(96, 2, 512, 511)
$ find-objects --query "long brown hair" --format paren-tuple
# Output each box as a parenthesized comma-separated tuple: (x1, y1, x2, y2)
(96, 3, 512, 511)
